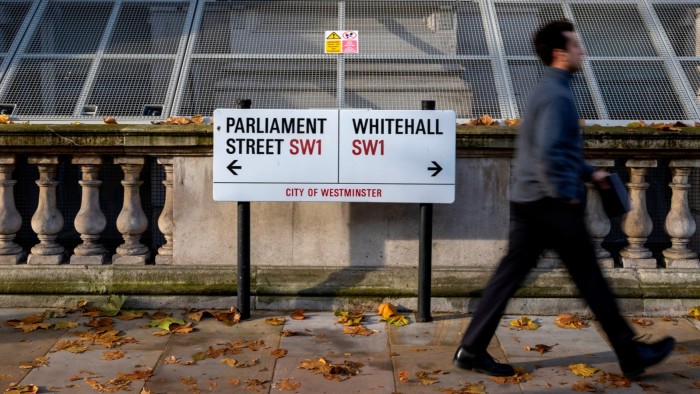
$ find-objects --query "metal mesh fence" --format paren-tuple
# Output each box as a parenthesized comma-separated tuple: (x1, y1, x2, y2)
(0, 0, 699, 120)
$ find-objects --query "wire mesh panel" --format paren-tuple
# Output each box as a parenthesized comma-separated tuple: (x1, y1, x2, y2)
(494, 2, 565, 57)
(0, 1, 35, 52)
(345, 1, 488, 56)
(653, 3, 700, 58)
(592, 60, 686, 120)
(178, 58, 338, 115)
(571, 3, 657, 57)
(85, 59, 174, 117)
(508, 59, 598, 119)
(3, 59, 92, 115)
(176, 0, 498, 118)
(0, 0, 193, 118)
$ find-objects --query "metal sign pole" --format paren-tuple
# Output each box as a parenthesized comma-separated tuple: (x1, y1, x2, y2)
(417, 100, 435, 323)
(237, 99, 252, 320)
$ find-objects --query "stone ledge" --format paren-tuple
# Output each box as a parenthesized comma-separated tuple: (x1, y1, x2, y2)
(0, 265, 696, 300)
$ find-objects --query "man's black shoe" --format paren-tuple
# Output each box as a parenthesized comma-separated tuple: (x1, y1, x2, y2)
(619, 336, 676, 377)
(452, 346, 515, 377)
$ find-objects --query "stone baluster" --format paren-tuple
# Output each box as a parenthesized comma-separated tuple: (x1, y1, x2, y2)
(620, 160, 657, 268)
(71, 156, 108, 265)
(27, 156, 64, 264)
(0, 155, 26, 264)
(585, 159, 615, 268)
(662, 160, 700, 268)
(537, 249, 562, 268)
(155, 157, 173, 265)
(113, 157, 149, 264)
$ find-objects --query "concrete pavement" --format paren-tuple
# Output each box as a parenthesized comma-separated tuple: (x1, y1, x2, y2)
(0, 308, 698, 393)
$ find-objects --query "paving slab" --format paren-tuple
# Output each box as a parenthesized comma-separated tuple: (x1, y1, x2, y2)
(387, 313, 469, 347)
(391, 337, 521, 394)
(144, 311, 283, 394)
(280, 312, 389, 356)
(496, 315, 645, 393)
(20, 348, 161, 394)
(272, 352, 395, 394)
(0, 308, 81, 392)
(613, 317, 700, 393)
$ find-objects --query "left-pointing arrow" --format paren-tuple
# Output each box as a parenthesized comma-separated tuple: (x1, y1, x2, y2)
(227, 160, 242, 175)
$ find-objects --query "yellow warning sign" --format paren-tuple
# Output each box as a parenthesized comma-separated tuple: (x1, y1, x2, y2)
(326, 32, 341, 40)
(325, 40, 341, 53)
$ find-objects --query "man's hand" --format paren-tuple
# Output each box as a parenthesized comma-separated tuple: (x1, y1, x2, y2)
(592, 169, 610, 189)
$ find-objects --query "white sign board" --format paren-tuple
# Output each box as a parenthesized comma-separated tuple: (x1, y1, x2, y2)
(213, 109, 455, 203)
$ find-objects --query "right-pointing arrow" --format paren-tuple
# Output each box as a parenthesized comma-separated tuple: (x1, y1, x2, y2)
(428, 161, 442, 177)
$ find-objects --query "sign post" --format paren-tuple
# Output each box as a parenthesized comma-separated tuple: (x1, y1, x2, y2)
(213, 108, 456, 319)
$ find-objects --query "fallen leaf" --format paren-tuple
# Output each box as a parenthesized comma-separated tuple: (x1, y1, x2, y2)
(290, 310, 305, 320)
(52, 321, 79, 330)
(524, 343, 557, 354)
(335, 311, 364, 326)
(299, 358, 362, 381)
(441, 381, 487, 393)
(556, 314, 589, 329)
(265, 317, 285, 326)
(236, 358, 259, 368)
(0, 114, 13, 125)
(688, 355, 700, 366)
(102, 350, 126, 360)
(170, 322, 194, 334)
(271, 349, 287, 359)
(596, 372, 631, 388)
(148, 317, 186, 331)
(19, 357, 48, 369)
(220, 358, 237, 366)
(342, 325, 374, 336)
(415, 371, 439, 385)
(569, 363, 599, 377)
(378, 303, 398, 320)
(244, 379, 267, 391)
(274, 377, 301, 391)
(4, 384, 38, 394)
(398, 370, 410, 383)
(688, 306, 700, 320)
(509, 316, 540, 330)
(190, 114, 205, 124)
(97, 295, 127, 317)
(504, 118, 521, 126)
(572, 380, 597, 392)
(187, 307, 240, 326)
(632, 318, 653, 327)
(490, 367, 532, 384)
(103, 117, 117, 124)
(53, 340, 89, 353)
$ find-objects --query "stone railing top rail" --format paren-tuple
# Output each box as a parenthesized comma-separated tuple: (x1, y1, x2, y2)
(0, 124, 699, 156)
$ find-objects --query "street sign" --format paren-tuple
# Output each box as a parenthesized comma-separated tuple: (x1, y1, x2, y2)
(213, 109, 455, 203)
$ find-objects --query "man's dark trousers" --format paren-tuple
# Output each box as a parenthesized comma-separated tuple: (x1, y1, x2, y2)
(460, 198, 635, 352)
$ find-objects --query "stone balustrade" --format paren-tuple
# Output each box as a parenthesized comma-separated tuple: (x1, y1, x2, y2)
(0, 124, 697, 312)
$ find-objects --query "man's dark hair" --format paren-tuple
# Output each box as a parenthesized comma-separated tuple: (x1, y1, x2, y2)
(534, 20, 574, 66)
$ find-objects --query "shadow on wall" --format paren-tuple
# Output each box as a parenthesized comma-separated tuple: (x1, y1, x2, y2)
(298, 157, 512, 299)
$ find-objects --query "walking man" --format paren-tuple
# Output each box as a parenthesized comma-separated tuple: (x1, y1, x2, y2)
(452, 20, 675, 378)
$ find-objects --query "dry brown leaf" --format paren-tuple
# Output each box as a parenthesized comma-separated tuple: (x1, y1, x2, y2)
(524, 343, 556, 355)
(220, 357, 237, 366)
(265, 317, 285, 326)
(190, 114, 205, 124)
(19, 356, 48, 369)
(180, 376, 197, 385)
(53, 340, 89, 353)
(632, 318, 654, 327)
(103, 117, 117, 124)
(398, 370, 410, 383)
(229, 378, 241, 385)
(342, 325, 374, 336)
(244, 379, 267, 391)
(275, 377, 301, 391)
(490, 367, 532, 384)
(102, 350, 126, 360)
(236, 358, 259, 368)
(572, 380, 598, 392)
(596, 372, 631, 388)
(290, 310, 305, 320)
(415, 371, 439, 385)
(504, 118, 521, 126)
(556, 314, 589, 329)
(688, 355, 700, 366)
(4, 384, 38, 394)
(271, 348, 287, 359)
(378, 302, 398, 319)
(477, 114, 494, 126)
(171, 322, 194, 334)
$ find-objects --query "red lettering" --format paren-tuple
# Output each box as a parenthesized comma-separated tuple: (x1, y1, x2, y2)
(351, 139, 384, 155)
(289, 139, 321, 155)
